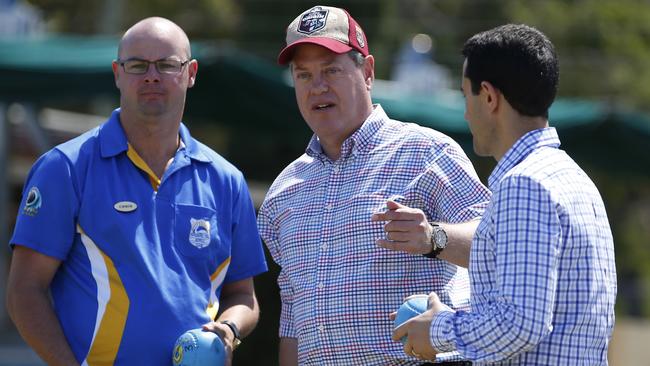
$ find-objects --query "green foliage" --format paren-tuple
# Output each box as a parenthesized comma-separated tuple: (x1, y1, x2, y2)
(30, 0, 649, 112)
(29, 0, 240, 37)
(506, 0, 650, 111)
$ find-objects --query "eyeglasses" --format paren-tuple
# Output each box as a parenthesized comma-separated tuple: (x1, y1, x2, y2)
(117, 58, 190, 75)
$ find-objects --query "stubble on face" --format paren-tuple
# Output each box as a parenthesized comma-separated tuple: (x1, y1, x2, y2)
(116, 17, 192, 120)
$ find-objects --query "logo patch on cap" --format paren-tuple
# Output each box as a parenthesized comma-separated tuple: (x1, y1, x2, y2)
(23, 186, 42, 216)
(298, 6, 329, 34)
(356, 25, 365, 48)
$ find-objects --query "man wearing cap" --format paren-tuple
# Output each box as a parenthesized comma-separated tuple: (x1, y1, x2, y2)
(257, 5, 491, 365)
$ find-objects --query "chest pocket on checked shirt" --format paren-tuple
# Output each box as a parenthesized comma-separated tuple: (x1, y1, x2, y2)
(174, 203, 220, 259)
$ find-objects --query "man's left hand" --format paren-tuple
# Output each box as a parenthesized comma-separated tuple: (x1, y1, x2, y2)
(202, 321, 234, 366)
(392, 292, 452, 360)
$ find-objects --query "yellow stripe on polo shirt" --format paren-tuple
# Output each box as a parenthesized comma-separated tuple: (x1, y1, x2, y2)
(77, 225, 129, 366)
(206, 257, 231, 320)
(126, 144, 161, 191)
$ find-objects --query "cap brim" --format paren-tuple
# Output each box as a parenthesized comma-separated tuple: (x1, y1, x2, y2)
(277, 37, 353, 65)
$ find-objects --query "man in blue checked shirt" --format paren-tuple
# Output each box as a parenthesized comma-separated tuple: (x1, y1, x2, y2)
(257, 5, 491, 366)
(393, 24, 617, 365)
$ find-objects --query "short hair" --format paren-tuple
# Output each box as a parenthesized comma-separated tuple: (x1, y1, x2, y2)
(347, 50, 365, 67)
(289, 49, 366, 71)
(461, 24, 559, 118)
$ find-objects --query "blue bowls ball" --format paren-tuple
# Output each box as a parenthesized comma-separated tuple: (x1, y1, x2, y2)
(394, 295, 429, 343)
(172, 328, 225, 366)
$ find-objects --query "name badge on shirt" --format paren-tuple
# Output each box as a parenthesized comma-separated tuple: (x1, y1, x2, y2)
(114, 201, 137, 213)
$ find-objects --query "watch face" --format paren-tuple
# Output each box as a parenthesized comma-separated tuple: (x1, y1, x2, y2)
(434, 229, 447, 248)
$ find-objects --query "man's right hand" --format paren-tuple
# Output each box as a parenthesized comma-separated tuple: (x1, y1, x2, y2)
(6, 245, 80, 366)
(371, 200, 433, 255)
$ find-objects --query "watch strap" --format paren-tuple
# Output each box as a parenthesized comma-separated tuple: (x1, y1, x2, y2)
(424, 222, 445, 259)
(220, 320, 242, 349)
(424, 244, 444, 259)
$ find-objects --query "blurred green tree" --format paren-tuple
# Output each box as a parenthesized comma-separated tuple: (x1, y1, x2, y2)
(29, 0, 240, 37)
(506, 0, 650, 112)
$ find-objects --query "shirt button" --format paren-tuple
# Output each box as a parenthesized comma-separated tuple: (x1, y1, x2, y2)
(321, 244, 328, 250)
(318, 325, 325, 332)
(325, 203, 332, 210)
(318, 282, 324, 289)
(333, 166, 340, 173)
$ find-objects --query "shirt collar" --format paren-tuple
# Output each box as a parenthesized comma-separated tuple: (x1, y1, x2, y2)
(99, 109, 128, 158)
(306, 104, 388, 161)
(488, 127, 561, 188)
(99, 108, 210, 163)
(178, 122, 210, 162)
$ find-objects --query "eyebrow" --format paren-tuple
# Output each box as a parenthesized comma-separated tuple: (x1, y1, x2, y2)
(293, 58, 338, 71)
(120, 56, 184, 62)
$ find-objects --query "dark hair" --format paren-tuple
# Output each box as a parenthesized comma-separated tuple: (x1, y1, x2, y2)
(461, 24, 559, 117)
(347, 50, 365, 67)
(289, 49, 366, 71)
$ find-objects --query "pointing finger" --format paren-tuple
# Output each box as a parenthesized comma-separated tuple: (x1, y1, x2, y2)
(386, 200, 405, 210)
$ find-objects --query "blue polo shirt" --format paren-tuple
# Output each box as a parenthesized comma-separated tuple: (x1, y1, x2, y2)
(10, 109, 268, 365)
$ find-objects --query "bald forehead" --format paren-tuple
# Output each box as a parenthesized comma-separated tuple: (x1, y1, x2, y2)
(118, 17, 191, 59)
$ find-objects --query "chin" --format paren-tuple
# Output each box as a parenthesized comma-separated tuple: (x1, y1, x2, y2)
(472, 142, 489, 157)
(138, 104, 167, 117)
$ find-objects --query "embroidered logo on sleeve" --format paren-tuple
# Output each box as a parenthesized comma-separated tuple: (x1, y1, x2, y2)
(23, 186, 42, 216)
(189, 218, 211, 249)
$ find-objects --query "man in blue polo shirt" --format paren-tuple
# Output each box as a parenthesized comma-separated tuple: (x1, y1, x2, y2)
(6, 17, 267, 366)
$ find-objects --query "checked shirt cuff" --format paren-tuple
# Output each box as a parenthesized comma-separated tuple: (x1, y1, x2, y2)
(429, 310, 456, 353)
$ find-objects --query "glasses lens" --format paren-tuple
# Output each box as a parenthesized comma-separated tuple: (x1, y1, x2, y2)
(156, 60, 182, 74)
(123, 60, 149, 74)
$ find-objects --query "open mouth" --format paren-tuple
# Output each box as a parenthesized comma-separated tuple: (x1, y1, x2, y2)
(313, 103, 334, 110)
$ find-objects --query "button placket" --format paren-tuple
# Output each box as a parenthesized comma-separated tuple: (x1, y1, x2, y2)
(314, 159, 345, 344)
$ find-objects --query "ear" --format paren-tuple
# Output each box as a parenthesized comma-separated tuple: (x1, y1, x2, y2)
(112, 60, 120, 88)
(363, 55, 375, 91)
(187, 59, 199, 88)
(480, 81, 500, 113)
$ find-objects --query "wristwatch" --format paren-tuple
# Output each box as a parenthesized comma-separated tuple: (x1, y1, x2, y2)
(220, 320, 242, 349)
(424, 223, 448, 259)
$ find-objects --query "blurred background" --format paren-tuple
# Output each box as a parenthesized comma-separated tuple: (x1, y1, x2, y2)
(1, 0, 649, 364)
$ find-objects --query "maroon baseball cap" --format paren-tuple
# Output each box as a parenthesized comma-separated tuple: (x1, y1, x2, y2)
(278, 5, 369, 65)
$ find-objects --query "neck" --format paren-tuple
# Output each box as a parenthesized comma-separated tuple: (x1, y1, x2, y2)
(120, 112, 181, 177)
(320, 139, 342, 161)
(320, 104, 374, 161)
(494, 109, 548, 161)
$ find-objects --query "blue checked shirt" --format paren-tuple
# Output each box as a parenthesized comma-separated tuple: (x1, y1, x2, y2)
(429, 127, 617, 365)
(258, 105, 491, 365)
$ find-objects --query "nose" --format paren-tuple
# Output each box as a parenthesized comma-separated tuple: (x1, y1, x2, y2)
(143, 63, 161, 83)
(310, 74, 328, 95)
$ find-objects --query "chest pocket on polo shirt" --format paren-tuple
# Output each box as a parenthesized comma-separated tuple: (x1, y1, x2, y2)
(174, 203, 220, 259)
